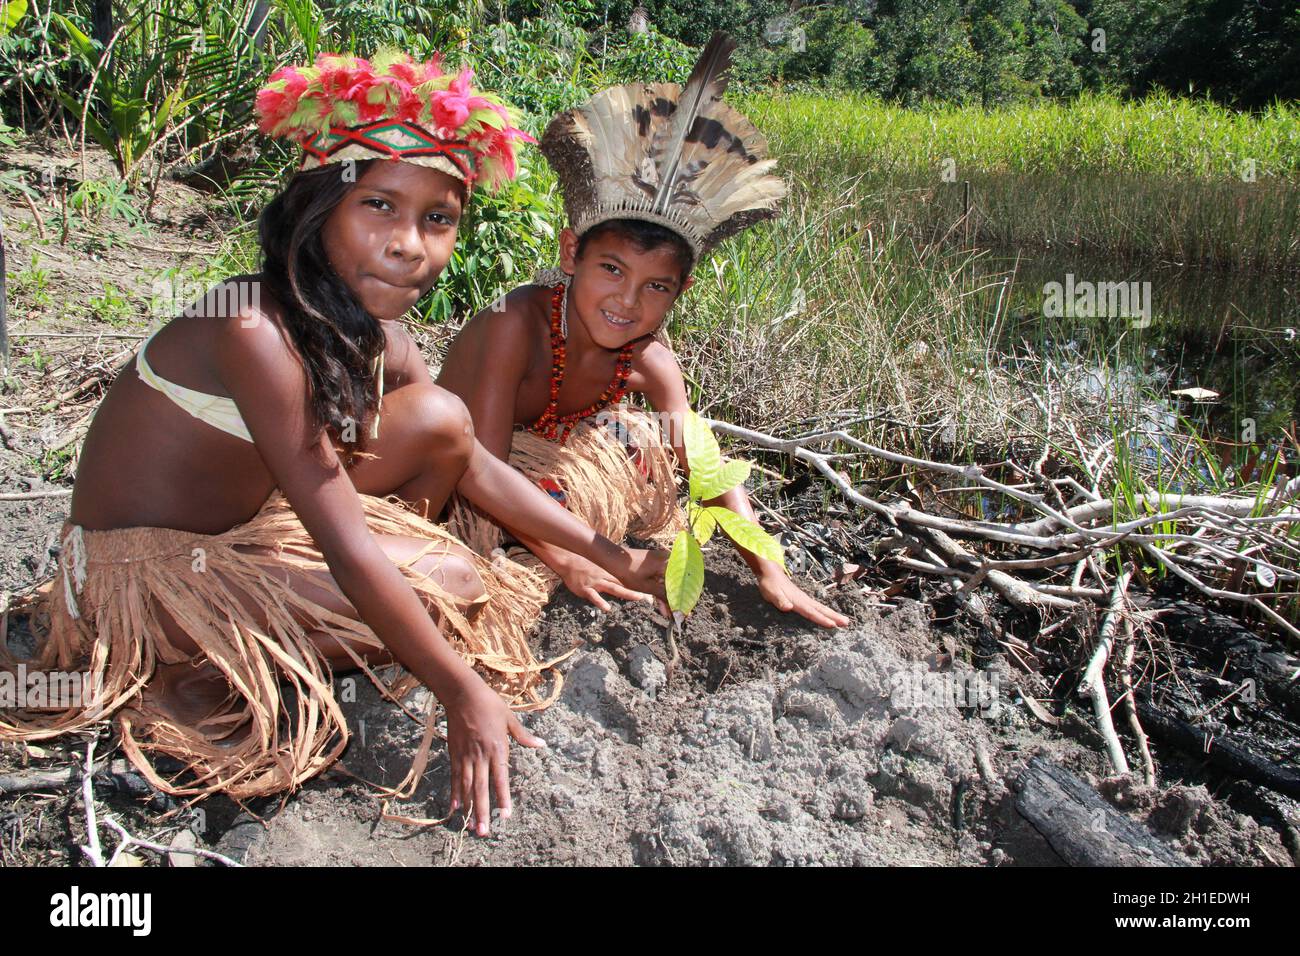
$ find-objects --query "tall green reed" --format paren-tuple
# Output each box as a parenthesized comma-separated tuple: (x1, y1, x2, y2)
(740, 90, 1300, 274)
(743, 89, 1300, 181)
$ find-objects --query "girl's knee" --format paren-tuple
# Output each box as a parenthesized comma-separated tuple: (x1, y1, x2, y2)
(413, 546, 485, 605)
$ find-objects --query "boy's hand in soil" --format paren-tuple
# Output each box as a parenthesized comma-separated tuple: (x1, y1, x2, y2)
(444, 670, 547, 837)
(756, 567, 852, 629)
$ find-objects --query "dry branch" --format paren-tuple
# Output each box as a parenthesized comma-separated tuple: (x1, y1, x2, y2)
(1079, 565, 1133, 776)
(705, 416, 1299, 640)
(79, 740, 104, 867)
(101, 816, 242, 868)
(705, 413, 1300, 786)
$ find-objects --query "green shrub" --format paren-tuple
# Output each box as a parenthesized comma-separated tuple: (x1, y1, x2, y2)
(602, 28, 696, 84)
(466, 8, 601, 123)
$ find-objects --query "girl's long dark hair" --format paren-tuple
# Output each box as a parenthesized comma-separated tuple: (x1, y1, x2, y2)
(258, 160, 384, 463)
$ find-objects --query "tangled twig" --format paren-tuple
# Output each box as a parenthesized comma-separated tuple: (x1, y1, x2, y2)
(706, 414, 1300, 782)
(101, 816, 242, 868)
(706, 417, 1300, 642)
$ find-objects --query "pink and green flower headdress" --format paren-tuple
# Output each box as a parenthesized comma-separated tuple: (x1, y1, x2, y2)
(255, 49, 534, 191)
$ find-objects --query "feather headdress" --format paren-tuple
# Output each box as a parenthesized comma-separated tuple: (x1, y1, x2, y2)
(540, 32, 785, 261)
(255, 50, 534, 191)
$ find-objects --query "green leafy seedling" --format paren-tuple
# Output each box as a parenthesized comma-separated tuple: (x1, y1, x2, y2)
(665, 410, 785, 617)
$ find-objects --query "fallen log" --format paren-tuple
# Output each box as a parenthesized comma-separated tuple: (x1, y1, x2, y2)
(1136, 701, 1300, 800)
(1013, 755, 1187, 866)
(0, 758, 127, 795)
(1146, 598, 1300, 724)
(0, 757, 175, 809)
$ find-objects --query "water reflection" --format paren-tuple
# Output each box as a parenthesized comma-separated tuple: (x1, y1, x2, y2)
(982, 250, 1298, 455)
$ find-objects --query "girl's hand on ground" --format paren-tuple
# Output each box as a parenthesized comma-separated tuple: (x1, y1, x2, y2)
(558, 553, 660, 612)
(757, 571, 852, 629)
(444, 672, 546, 837)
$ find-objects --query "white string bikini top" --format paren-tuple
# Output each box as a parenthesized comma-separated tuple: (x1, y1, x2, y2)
(134, 326, 384, 442)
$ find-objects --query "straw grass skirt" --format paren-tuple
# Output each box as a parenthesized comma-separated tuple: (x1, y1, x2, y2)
(447, 404, 686, 587)
(0, 490, 553, 801)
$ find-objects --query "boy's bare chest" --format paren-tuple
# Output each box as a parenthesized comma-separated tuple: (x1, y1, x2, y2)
(515, 340, 631, 427)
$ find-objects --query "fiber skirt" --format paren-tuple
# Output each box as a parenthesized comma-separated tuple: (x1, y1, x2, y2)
(0, 490, 553, 801)
(447, 403, 687, 585)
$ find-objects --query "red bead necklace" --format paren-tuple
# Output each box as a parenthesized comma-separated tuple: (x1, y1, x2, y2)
(528, 283, 634, 444)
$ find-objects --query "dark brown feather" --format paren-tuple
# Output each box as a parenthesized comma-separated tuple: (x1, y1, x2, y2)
(651, 32, 736, 212)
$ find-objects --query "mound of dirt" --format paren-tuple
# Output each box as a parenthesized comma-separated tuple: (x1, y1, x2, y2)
(229, 549, 1284, 867)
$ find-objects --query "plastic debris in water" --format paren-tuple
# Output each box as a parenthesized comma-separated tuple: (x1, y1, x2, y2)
(1169, 386, 1220, 403)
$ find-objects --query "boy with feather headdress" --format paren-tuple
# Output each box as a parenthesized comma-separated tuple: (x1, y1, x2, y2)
(438, 34, 848, 627)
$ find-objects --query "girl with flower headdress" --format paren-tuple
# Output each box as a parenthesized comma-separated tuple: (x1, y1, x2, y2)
(438, 35, 850, 629)
(0, 51, 666, 837)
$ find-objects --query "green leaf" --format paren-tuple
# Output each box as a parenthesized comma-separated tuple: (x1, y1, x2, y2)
(0, 0, 27, 36)
(154, 86, 192, 132)
(56, 92, 116, 160)
(706, 507, 786, 568)
(683, 410, 722, 502)
(52, 12, 95, 60)
(696, 457, 751, 500)
(665, 529, 705, 616)
(686, 500, 717, 544)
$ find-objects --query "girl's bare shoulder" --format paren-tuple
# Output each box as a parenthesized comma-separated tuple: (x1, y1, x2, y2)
(207, 278, 298, 367)
(135, 275, 295, 393)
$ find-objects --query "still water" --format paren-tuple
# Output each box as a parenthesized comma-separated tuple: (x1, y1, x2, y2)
(978, 248, 1298, 470)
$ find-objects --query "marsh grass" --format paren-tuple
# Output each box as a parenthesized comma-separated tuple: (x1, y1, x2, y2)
(744, 90, 1300, 181)
(744, 90, 1300, 275)
(885, 171, 1300, 274)
(667, 195, 1091, 463)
